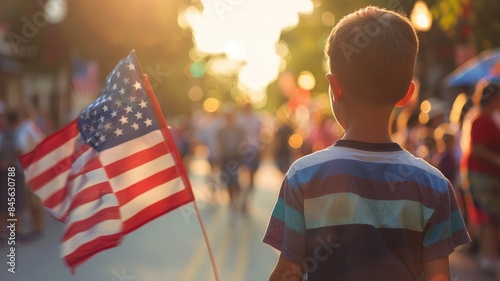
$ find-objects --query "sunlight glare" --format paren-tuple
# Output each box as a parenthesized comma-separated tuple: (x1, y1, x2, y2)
(183, 0, 314, 94)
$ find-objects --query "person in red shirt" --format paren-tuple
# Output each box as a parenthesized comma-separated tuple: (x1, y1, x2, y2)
(466, 82, 500, 274)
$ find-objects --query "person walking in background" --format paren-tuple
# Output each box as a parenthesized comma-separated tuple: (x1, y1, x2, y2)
(465, 82, 500, 274)
(264, 7, 470, 280)
(217, 105, 246, 215)
(236, 103, 262, 189)
(195, 109, 224, 194)
(16, 103, 46, 238)
(275, 118, 294, 174)
(0, 111, 25, 242)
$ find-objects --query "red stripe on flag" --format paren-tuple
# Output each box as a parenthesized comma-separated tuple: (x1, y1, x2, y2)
(66, 156, 102, 183)
(43, 188, 67, 209)
(64, 233, 122, 271)
(104, 142, 169, 178)
(122, 189, 194, 234)
(66, 182, 114, 213)
(20, 121, 80, 168)
(29, 145, 91, 192)
(115, 165, 179, 205)
(63, 207, 121, 242)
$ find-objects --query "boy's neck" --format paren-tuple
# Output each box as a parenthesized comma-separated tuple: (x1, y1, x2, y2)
(341, 105, 394, 143)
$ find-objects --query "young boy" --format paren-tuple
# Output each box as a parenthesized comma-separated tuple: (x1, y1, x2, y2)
(263, 6, 470, 281)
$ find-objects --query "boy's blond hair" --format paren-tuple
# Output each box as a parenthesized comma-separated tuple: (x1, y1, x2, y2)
(325, 6, 419, 106)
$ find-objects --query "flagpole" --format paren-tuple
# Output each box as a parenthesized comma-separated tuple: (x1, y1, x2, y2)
(193, 200, 220, 281)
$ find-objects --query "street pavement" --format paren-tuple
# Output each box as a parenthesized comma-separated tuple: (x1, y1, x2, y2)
(1, 158, 499, 281)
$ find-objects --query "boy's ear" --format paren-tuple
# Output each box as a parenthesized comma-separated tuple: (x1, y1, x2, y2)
(396, 81, 415, 107)
(326, 73, 342, 102)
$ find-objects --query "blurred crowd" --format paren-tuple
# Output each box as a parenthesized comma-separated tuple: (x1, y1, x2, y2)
(1, 81, 500, 272)
(0, 97, 54, 243)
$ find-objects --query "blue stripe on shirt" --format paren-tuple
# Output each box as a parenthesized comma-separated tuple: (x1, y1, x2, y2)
(287, 158, 449, 193)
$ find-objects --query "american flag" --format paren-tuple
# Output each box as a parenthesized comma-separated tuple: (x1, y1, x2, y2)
(72, 59, 99, 97)
(20, 51, 195, 271)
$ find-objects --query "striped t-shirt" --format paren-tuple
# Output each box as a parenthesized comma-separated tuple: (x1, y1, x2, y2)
(263, 140, 470, 281)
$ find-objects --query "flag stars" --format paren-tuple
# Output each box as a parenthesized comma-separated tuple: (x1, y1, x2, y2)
(144, 118, 153, 127)
(104, 123, 112, 131)
(119, 88, 125, 95)
(102, 105, 109, 112)
(123, 77, 130, 84)
(119, 116, 128, 125)
(127, 62, 135, 71)
(131, 122, 139, 130)
(111, 111, 118, 118)
(139, 100, 147, 109)
(125, 106, 133, 113)
(133, 81, 142, 91)
(99, 116, 105, 123)
(135, 111, 143, 119)
(114, 128, 123, 137)
(116, 71, 121, 78)
(129, 96, 136, 103)
(112, 83, 118, 91)
(114, 100, 122, 107)
(99, 134, 106, 143)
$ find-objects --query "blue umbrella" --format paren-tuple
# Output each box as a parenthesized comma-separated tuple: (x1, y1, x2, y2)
(446, 48, 500, 87)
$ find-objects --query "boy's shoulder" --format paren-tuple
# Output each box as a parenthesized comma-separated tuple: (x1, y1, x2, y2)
(287, 144, 450, 190)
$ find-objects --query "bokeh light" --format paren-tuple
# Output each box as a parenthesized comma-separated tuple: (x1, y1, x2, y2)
(190, 61, 206, 78)
(450, 93, 467, 124)
(276, 41, 290, 58)
(420, 100, 431, 113)
(289, 133, 304, 149)
(419, 112, 429, 124)
(321, 11, 336, 26)
(297, 71, 316, 91)
(44, 0, 68, 24)
(203, 97, 220, 113)
(188, 86, 204, 102)
(410, 1, 432, 32)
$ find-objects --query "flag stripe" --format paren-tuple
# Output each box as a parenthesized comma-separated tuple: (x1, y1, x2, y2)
(116, 165, 179, 205)
(63, 233, 122, 271)
(104, 142, 168, 179)
(66, 193, 118, 227)
(21, 121, 80, 176)
(44, 188, 67, 210)
(67, 155, 103, 183)
(63, 207, 121, 242)
(120, 177, 184, 222)
(99, 130, 165, 166)
(62, 219, 122, 257)
(122, 189, 194, 234)
(68, 168, 109, 197)
(35, 169, 72, 203)
(67, 181, 115, 214)
(29, 144, 91, 192)
(108, 153, 175, 193)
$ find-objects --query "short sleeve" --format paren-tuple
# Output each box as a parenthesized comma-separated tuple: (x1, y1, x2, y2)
(422, 183, 471, 262)
(263, 170, 308, 265)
